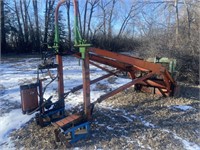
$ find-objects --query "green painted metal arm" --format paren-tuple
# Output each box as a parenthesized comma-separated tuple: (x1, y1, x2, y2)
(73, 0, 91, 59)
(54, 0, 66, 53)
(54, 0, 91, 58)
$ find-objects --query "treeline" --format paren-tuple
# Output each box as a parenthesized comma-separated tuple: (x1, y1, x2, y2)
(1, 0, 199, 84)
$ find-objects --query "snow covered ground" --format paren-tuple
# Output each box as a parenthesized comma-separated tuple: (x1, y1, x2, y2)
(0, 56, 131, 148)
(0, 57, 39, 148)
(0, 55, 199, 149)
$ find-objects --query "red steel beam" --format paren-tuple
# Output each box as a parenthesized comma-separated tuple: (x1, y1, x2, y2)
(82, 49, 91, 119)
(75, 52, 133, 71)
(89, 61, 118, 76)
(89, 47, 166, 74)
(64, 71, 119, 96)
(89, 54, 134, 71)
(96, 72, 154, 103)
(56, 55, 64, 105)
(139, 79, 167, 89)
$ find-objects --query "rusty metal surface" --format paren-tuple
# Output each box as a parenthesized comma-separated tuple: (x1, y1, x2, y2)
(82, 49, 91, 120)
(87, 47, 176, 96)
(74, 48, 176, 97)
(20, 84, 38, 113)
(73, 47, 176, 118)
(97, 73, 154, 103)
(89, 61, 119, 75)
(53, 114, 81, 128)
(56, 55, 64, 106)
(89, 47, 166, 74)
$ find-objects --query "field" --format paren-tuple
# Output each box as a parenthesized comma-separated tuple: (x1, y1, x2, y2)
(0, 55, 199, 149)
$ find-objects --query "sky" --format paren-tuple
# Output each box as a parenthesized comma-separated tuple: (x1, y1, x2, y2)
(4, 0, 193, 39)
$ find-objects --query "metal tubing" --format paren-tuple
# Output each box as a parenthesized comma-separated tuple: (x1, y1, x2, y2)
(97, 81, 136, 103)
(97, 73, 154, 103)
(56, 55, 64, 106)
(89, 61, 118, 75)
(75, 53, 134, 72)
(38, 80, 44, 113)
(82, 49, 91, 119)
(54, 0, 66, 52)
(54, 0, 66, 107)
(89, 54, 133, 71)
(141, 80, 167, 89)
(64, 71, 118, 96)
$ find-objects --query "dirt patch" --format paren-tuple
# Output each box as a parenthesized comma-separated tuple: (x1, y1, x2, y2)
(94, 82, 110, 91)
(0, 84, 6, 95)
(10, 83, 200, 149)
(0, 99, 21, 116)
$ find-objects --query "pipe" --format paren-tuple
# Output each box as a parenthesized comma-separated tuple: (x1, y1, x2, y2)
(54, 0, 66, 53)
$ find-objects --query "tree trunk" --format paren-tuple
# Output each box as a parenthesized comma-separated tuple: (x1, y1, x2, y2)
(43, 0, 55, 50)
(175, 0, 179, 46)
(86, 0, 99, 40)
(14, 0, 24, 51)
(23, 0, 29, 46)
(28, 11, 35, 52)
(108, 0, 116, 38)
(83, 0, 88, 39)
(118, 4, 135, 37)
(33, 0, 40, 52)
(66, 0, 71, 50)
(183, 0, 191, 41)
(77, 1, 83, 37)
(1, 0, 6, 52)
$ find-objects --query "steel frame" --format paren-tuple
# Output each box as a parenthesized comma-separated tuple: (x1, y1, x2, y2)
(51, 0, 176, 120)
(23, 0, 177, 146)
(69, 47, 176, 119)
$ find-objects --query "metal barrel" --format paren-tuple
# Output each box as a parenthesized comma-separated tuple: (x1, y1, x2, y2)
(20, 83, 39, 114)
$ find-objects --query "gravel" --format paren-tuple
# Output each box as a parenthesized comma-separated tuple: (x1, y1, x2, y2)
(10, 83, 200, 149)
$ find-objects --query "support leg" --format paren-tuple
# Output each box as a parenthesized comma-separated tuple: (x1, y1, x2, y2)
(82, 49, 91, 120)
(56, 54, 64, 108)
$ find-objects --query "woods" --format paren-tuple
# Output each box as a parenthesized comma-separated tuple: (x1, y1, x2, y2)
(0, 0, 199, 84)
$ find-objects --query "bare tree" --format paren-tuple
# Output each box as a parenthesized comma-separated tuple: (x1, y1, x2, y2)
(23, 0, 30, 45)
(1, 0, 6, 51)
(183, 0, 191, 41)
(33, 0, 40, 50)
(98, 0, 112, 37)
(117, 3, 139, 37)
(44, 0, 55, 49)
(83, 0, 89, 38)
(77, 1, 83, 37)
(174, 0, 179, 45)
(108, 0, 117, 38)
(86, 0, 99, 39)
(66, 0, 71, 50)
(14, 0, 24, 48)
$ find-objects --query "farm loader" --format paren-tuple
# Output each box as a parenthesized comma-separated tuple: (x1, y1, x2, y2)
(20, 0, 176, 147)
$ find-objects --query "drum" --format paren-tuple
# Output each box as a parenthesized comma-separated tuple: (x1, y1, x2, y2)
(20, 83, 39, 114)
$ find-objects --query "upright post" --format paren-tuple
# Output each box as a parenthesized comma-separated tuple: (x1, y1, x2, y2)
(54, 0, 65, 107)
(73, 0, 92, 119)
(56, 55, 64, 106)
(81, 47, 91, 119)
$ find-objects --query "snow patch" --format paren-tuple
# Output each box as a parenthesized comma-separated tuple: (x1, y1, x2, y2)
(162, 129, 200, 150)
(106, 126, 114, 130)
(122, 115, 133, 122)
(0, 109, 34, 147)
(98, 124, 105, 127)
(171, 105, 194, 111)
(139, 117, 156, 128)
